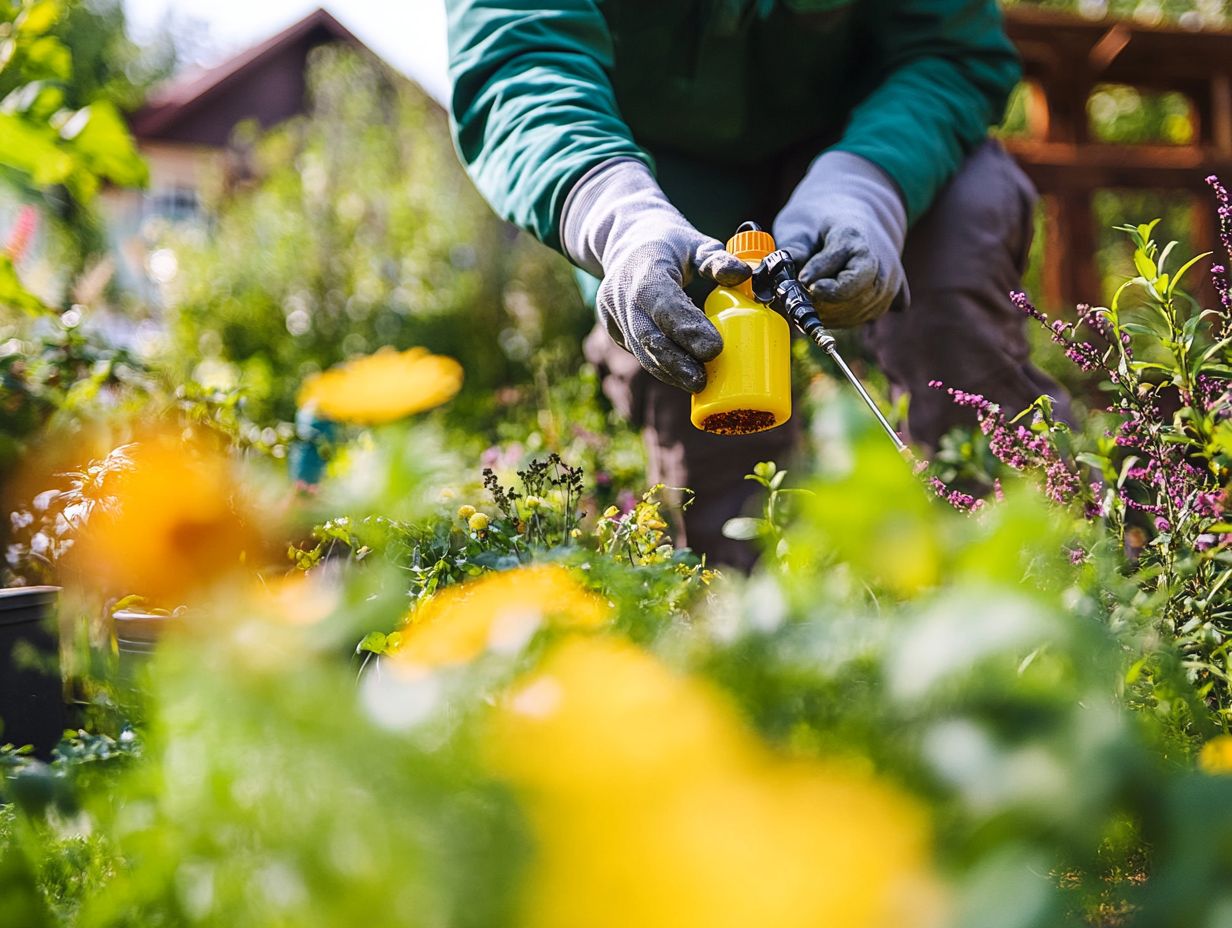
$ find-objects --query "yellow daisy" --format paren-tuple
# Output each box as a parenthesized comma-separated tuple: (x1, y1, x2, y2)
(487, 639, 945, 928)
(392, 564, 610, 668)
(298, 347, 463, 424)
(69, 434, 263, 604)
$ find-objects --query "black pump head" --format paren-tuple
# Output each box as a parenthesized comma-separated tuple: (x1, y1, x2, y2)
(751, 249, 826, 342)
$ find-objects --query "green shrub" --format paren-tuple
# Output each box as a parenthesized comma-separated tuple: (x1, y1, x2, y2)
(161, 46, 588, 427)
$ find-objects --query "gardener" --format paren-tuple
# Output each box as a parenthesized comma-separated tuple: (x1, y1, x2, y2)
(447, 0, 1066, 567)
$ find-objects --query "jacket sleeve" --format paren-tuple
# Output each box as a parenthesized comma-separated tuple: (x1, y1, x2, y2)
(446, 0, 651, 251)
(830, 0, 1021, 224)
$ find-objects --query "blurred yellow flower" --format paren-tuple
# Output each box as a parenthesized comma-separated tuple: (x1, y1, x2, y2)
(1199, 735, 1232, 774)
(467, 512, 490, 533)
(69, 435, 264, 604)
(297, 347, 462, 424)
(392, 565, 610, 668)
(488, 640, 943, 928)
(251, 572, 340, 626)
(457, 504, 477, 521)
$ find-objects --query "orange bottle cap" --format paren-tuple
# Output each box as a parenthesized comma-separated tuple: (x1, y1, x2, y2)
(726, 228, 776, 263)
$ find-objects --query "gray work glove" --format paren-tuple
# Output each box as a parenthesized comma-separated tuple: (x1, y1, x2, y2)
(561, 158, 751, 393)
(773, 151, 910, 329)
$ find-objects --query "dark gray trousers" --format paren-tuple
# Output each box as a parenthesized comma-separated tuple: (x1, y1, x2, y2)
(583, 140, 1066, 568)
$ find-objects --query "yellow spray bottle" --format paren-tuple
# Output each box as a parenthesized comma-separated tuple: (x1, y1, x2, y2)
(690, 223, 792, 435)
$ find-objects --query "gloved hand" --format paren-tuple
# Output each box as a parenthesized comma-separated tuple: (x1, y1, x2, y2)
(561, 158, 751, 393)
(773, 151, 910, 329)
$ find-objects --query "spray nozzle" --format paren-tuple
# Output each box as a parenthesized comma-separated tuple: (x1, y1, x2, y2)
(734, 220, 907, 453)
(724, 220, 831, 345)
(750, 250, 835, 351)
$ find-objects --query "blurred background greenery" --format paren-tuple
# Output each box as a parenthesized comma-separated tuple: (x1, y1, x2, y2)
(4, 2, 1232, 926)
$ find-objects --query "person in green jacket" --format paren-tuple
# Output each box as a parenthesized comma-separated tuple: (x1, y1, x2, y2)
(446, 0, 1065, 567)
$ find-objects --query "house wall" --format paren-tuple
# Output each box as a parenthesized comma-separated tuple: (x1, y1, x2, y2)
(100, 141, 224, 297)
(141, 141, 224, 194)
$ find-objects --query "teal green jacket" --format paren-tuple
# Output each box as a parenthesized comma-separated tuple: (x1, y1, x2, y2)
(446, 0, 1020, 250)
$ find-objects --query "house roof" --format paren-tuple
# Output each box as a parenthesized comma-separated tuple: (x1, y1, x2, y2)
(129, 7, 435, 144)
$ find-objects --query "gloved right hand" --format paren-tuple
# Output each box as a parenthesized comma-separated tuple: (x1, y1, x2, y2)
(772, 151, 909, 329)
(561, 159, 751, 393)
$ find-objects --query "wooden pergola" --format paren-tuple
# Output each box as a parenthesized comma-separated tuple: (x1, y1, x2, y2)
(1002, 6, 1232, 308)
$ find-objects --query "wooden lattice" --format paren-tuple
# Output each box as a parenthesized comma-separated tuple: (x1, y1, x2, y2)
(1003, 6, 1232, 307)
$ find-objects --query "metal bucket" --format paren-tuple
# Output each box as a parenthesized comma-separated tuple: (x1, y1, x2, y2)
(0, 586, 66, 757)
(112, 609, 180, 682)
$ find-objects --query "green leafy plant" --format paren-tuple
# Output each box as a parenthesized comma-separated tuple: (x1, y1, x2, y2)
(720, 460, 807, 557)
(926, 187, 1232, 728)
(0, 0, 152, 581)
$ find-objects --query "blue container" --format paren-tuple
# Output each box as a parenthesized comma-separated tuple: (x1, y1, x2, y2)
(289, 409, 337, 487)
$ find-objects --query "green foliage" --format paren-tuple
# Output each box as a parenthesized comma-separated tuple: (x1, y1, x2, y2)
(30, 0, 177, 112)
(0, 0, 151, 461)
(0, 0, 167, 276)
(720, 460, 806, 557)
(0, 314, 152, 456)
(5, 424, 1232, 927)
(294, 452, 711, 648)
(0, 0, 162, 583)
(10, 6, 1232, 923)
(936, 219, 1232, 728)
(65, 642, 526, 928)
(0, 0, 148, 212)
(471, 355, 648, 512)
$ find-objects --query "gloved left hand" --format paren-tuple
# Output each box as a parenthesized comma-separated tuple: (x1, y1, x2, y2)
(560, 158, 751, 393)
(773, 151, 909, 328)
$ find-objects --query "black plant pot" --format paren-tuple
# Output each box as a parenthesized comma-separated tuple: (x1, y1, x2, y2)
(0, 586, 66, 758)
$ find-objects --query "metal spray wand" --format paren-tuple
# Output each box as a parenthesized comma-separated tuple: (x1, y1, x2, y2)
(750, 245, 908, 454)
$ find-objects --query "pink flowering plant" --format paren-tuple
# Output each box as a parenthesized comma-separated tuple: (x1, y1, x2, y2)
(928, 177, 1232, 723)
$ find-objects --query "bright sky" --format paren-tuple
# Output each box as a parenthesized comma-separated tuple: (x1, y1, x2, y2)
(123, 0, 452, 103)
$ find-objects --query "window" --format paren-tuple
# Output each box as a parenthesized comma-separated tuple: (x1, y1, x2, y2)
(145, 186, 201, 222)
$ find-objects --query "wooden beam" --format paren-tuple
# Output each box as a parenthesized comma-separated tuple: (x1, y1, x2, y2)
(1002, 7, 1232, 308)
(1212, 73, 1232, 155)
(1041, 191, 1101, 309)
(1089, 23, 1132, 73)
(1024, 81, 1051, 139)
(1191, 191, 1220, 309)
(1007, 7, 1232, 86)
(1004, 139, 1232, 191)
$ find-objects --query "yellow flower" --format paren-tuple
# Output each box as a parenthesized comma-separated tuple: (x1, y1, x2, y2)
(1199, 735, 1232, 774)
(297, 347, 462, 424)
(635, 502, 668, 532)
(250, 572, 339, 626)
(467, 512, 490, 533)
(457, 504, 477, 521)
(69, 434, 264, 604)
(602, 505, 620, 519)
(392, 565, 610, 668)
(487, 639, 943, 928)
